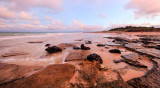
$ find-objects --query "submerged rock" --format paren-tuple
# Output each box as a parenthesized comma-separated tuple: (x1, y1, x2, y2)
(86, 53, 103, 64)
(45, 44, 50, 47)
(97, 44, 105, 47)
(2, 52, 28, 57)
(73, 46, 81, 50)
(45, 46, 62, 54)
(81, 44, 90, 50)
(85, 41, 92, 44)
(27, 41, 43, 43)
(109, 49, 121, 54)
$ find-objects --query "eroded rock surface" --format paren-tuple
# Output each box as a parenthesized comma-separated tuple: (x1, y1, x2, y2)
(1, 64, 75, 88)
(127, 59, 160, 87)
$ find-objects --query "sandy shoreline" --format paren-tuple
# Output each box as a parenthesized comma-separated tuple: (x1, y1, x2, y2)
(0, 32, 159, 87)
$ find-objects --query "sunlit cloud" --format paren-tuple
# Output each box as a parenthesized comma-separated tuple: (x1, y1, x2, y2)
(126, 0, 160, 18)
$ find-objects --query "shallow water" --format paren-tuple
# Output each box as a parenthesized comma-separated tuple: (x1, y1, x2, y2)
(0, 32, 153, 81)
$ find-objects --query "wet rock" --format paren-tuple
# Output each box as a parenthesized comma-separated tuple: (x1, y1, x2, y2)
(114, 59, 124, 63)
(105, 46, 109, 49)
(85, 41, 92, 44)
(58, 43, 76, 49)
(121, 53, 139, 60)
(45, 46, 62, 54)
(124, 59, 147, 68)
(0, 63, 42, 85)
(127, 59, 160, 87)
(81, 44, 90, 50)
(2, 52, 28, 57)
(65, 53, 86, 62)
(106, 42, 122, 46)
(45, 44, 50, 47)
(97, 44, 105, 47)
(73, 46, 81, 50)
(96, 71, 132, 88)
(74, 39, 83, 41)
(125, 43, 160, 59)
(1, 64, 75, 88)
(109, 49, 121, 54)
(27, 41, 43, 43)
(86, 53, 103, 64)
(70, 62, 100, 88)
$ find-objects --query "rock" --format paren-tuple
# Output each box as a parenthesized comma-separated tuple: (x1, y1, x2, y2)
(114, 59, 124, 63)
(45, 44, 50, 47)
(27, 41, 43, 43)
(85, 41, 92, 44)
(125, 43, 160, 59)
(127, 59, 160, 87)
(121, 53, 139, 61)
(1, 64, 75, 88)
(58, 43, 76, 49)
(70, 62, 100, 88)
(45, 46, 62, 54)
(105, 47, 109, 49)
(86, 53, 103, 64)
(124, 59, 147, 68)
(97, 44, 105, 47)
(109, 49, 121, 54)
(2, 52, 28, 57)
(73, 47, 81, 50)
(81, 44, 90, 50)
(0, 63, 42, 85)
(65, 53, 86, 62)
(106, 42, 122, 46)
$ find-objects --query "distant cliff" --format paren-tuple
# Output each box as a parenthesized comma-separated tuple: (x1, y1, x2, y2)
(109, 26, 160, 32)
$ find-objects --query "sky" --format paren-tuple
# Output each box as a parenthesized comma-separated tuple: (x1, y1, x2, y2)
(0, 0, 160, 32)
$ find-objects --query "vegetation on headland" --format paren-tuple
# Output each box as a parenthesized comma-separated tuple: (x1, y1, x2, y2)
(109, 26, 160, 32)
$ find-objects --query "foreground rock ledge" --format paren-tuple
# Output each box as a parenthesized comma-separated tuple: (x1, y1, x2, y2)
(1, 64, 75, 88)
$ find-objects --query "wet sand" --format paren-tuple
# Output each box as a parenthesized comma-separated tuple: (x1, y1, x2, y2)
(0, 32, 154, 85)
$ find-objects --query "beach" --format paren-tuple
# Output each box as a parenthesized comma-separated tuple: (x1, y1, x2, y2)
(0, 32, 160, 87)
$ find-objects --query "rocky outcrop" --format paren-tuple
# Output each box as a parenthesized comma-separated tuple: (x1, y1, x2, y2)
(73, 46, 81, 50)
(0, 63, 42, 86)
(127, 59, 160, 87)
(1, 64, 75, 88)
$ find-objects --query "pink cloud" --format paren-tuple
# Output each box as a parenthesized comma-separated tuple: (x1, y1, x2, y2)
(0, 6, 15, 19)
(98, 14, 106, 18)
(19, 12, 32, 20)
(1, 0, 62, 12)
(126, 0, 160, 18)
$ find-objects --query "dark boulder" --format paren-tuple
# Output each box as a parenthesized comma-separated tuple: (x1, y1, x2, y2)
(45, 44, 50, 47)
(97, 44, 105, 47)
(81, 44, 90, 50)
(109, 49, 121, 54)
(73, 47, 81, 50)
(45, 46, 62, 54)
(85, 41, 92, 44)
(86, 53, 103, 64)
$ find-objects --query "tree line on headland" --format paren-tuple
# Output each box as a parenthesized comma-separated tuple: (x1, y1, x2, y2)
(109, 26, 160, 32)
